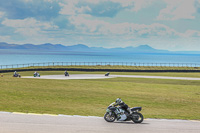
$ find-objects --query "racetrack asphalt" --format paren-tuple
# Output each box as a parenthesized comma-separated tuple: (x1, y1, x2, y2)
(23, 74, 200, 80)
(0, 112, 199, 133)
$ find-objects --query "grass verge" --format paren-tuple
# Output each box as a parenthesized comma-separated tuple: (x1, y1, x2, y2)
(0, 71, 200, 120)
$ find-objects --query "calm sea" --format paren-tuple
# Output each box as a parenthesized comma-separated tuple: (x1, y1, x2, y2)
(0, 49, 200, 66)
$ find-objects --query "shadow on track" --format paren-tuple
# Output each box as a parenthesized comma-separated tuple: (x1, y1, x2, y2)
(112, 121, 149, 125)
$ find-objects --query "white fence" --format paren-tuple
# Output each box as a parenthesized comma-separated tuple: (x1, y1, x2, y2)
(0, 62, 200, 69)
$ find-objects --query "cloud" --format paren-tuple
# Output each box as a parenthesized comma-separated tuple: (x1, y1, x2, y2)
(182, 30, 200, 37)
(59, 0, 156, 18)
(195, 0, 200, 13)
(0, 0, 200, 51)
(59, 1, 78, 16)
(0, 0, 61, 20)
(59, 0, 126, 17)
(52, 15, 74, 29)
(0, 11, 5, 18)
(130, 0, 157, 12)
(2, 18, 57, 29)
(157, 0, 196, 20)
(1, 18, 58, 37)
(69, 14, 180, 39)
(0, 35, 10, 41)
(78, 1, 124, 17)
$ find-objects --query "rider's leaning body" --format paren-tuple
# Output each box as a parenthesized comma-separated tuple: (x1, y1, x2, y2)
(14, 71, 17, 75)
(110, 98, 132, 114)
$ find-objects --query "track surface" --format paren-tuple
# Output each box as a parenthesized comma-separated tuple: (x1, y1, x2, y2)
(23, 74, 200, 80)
(0, 113, 199, 133)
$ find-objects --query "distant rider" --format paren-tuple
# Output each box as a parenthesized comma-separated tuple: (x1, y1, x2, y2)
(14, 71, 17, 75)
(34, 71, 37, 76)
(64, 70, 69, 76)
(110, 98, 132, 114)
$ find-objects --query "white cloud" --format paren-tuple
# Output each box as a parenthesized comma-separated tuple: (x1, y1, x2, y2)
(157, 0, 196, 20)
(2, 18, 57, 29)
(23, 0, 33, 2)
(181, 30, 200, 37)
(109, 0, 133, 7)
(0, 11, 5, 18)
(131, 0, 156, 12)
(44, 0, 54, 3)
(83, 0, 154, 11)
(1, 18, 58, 37)
(59, 0, 155, 17)
(1, 0, 200, 51)
(69, 14, 181, 39)
(59, 1, 77, 15)
(0, 35, 10, 41)
(23, 0, 56, 2)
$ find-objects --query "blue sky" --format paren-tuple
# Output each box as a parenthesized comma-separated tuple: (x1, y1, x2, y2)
(0, 0, 200, 51)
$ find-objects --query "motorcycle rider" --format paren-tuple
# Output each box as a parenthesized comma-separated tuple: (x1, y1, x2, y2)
(64, 70, 67, 74)
(64, 70, 69, 76)
(34, 71, 37, 76)
(112, 98, 132, 114)
(14, 71, 17, 75)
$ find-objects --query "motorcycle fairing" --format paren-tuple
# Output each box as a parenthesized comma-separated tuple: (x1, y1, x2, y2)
(131, 107, 142, 112)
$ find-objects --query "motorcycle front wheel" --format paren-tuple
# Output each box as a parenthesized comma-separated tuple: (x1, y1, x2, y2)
(104, 112, 116, 122)
(132, 112, 143, 123)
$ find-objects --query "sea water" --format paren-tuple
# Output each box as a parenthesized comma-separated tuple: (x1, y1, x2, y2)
(0, 49, 200, 66)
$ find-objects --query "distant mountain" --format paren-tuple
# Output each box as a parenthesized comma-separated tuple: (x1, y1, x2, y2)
(102, 44, 169, 53)
(0, 42, 199, 54)
(0, 42, 67, 50)
(67, 44, 90, 51)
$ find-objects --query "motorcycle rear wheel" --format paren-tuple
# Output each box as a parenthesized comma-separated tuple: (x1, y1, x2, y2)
(132, 112, 143, 123)
(104, 112, 116, 122)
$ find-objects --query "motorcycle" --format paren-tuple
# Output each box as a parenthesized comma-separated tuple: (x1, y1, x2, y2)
(33, 73, 40, 77)
(13, 73, 21, 78)
(104, 103, 143, 123)
(64, 72, 69, 76)
(105, 72, 110, 76)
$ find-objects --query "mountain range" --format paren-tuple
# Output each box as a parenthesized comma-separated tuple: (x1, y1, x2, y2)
(0, 42, 199, 54)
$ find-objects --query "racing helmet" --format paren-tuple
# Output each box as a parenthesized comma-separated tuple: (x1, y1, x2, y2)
(116, 98, 122, 104)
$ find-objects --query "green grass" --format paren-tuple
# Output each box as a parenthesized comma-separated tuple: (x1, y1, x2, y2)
(0, 71, 200, 120)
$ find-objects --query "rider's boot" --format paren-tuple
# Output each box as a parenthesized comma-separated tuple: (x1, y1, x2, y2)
(127, 108, 132, 114)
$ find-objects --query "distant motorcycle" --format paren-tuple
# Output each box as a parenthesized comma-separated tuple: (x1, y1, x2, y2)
(105, 72, 110, 76)
(13, 73, 21, 78)
(64, 72, 69, 76)
(34, 73, 40, 77)
(104, 105, 143, 123)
